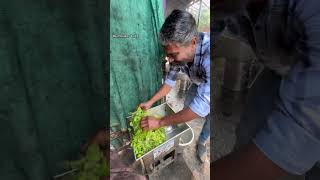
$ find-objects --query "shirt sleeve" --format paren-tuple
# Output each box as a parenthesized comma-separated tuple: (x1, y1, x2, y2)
(189, 52, 210, 117)
(253, 0, 320, 175)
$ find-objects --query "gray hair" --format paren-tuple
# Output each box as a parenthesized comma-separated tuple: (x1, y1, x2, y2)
(159, 9, 198, 46)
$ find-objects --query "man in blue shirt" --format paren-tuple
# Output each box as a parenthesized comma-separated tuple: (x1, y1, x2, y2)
(212, 0, 320, 179)
(139, 9, 211, 163)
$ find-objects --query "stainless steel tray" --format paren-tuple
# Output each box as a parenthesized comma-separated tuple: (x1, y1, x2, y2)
(128, 103, 192, 161)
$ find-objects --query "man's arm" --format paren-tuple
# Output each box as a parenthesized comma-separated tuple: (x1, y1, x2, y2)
(212, 142, 289, 180)
(140, 103, 200, 131)
(139, 83, 172, 110)
(250, 0, 320, 175)
(159, 108, 198, 127)
(140, 66, 178, 110)
(148, 84, 171, 105)
(213, 1, 320, 179)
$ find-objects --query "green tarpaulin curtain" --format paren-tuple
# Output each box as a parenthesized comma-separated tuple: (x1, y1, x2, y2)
(110, 0, 164, 135)
(0, 1, 107, 179)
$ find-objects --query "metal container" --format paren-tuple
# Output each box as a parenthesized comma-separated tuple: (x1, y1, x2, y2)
(176, 72, 191, 92)
(127, 103, 194, 175)
(215, 30, 256, 91)
(223, 60, 251, 91)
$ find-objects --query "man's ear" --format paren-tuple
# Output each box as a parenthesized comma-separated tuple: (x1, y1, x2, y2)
(192, 37, 197, 45)
(188, 37, 197, 49)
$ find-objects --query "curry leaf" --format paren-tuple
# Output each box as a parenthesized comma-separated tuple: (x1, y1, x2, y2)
(130, 107, 166, 158)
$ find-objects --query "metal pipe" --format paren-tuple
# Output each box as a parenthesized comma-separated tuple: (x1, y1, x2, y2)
(197, 0, 203, 27)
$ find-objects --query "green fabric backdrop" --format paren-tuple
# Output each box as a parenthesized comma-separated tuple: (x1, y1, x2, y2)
(110, 0, 164, 134)
(0, 1, 107, 179)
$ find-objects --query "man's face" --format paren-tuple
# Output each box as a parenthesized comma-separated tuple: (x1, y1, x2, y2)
(213, 0, 250, 18)
(164, 38, 196, 65)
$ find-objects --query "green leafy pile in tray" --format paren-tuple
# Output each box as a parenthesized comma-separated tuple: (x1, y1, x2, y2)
(129, 107, 166, 158)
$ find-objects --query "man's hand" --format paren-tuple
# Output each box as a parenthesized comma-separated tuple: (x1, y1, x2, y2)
(139, 101, 153, 111)
(140, 116, 161, 131)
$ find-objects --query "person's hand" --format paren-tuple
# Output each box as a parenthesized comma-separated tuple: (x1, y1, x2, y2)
(140, 116, 161, 131)
(139, 101, 153, 111)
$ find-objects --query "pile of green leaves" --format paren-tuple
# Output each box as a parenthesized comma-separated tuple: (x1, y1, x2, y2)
(129, 107, 166, 158)
(66, 144, 109, 180)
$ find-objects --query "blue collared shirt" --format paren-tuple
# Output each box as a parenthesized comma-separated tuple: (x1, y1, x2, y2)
(165, 32, 210, 117)
(214, 0, 320, 175)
